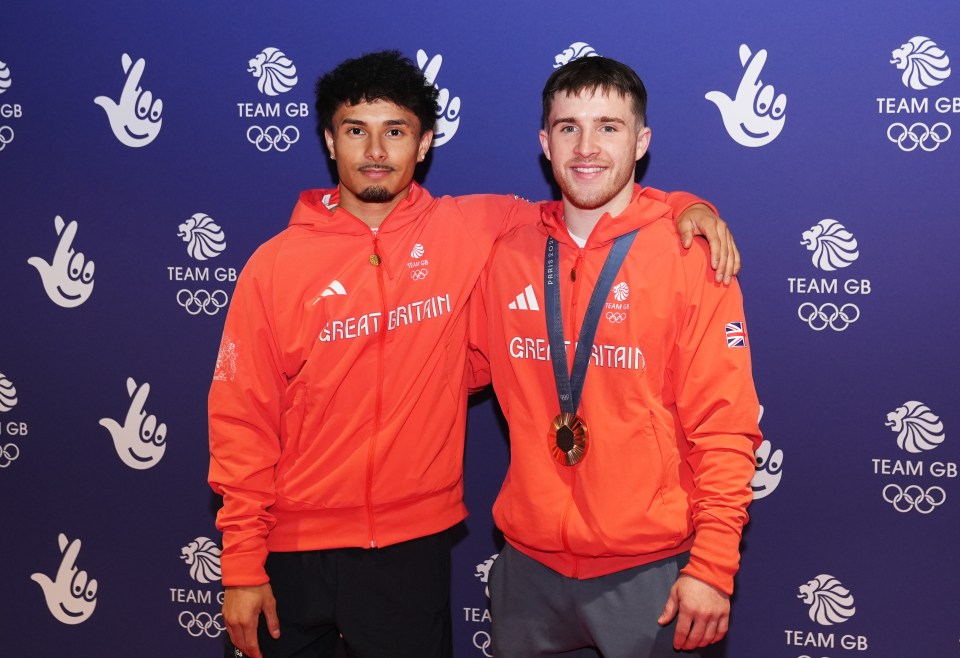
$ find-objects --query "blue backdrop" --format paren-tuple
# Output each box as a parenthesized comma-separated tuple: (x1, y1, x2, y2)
(2, 1, 958, 656)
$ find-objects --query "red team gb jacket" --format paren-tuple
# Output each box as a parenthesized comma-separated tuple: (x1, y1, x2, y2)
(476, 185, 762, 595)
(208, 183, 707, 587)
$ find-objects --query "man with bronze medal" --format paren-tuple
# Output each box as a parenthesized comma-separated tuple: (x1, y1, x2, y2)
(209, 51, 742, 658)
(475, 56, 762, 656)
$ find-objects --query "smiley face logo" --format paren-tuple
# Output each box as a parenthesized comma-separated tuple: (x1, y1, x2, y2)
(94, 53, 163, 147)
(27, 216, 96, 308)
(31, 534, 98, 625)
(705, 45, 787, 147)
(98, 377, 168, 469)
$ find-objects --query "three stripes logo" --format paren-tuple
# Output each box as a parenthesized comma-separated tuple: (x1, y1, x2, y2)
(314, 280, 346, 304)
(508, 285, 539, 311)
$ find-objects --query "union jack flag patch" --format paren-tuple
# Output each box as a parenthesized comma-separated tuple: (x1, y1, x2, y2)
(725, 322, 746, 348)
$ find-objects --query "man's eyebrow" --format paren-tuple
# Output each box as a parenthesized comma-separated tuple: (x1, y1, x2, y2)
(550, 115, 628, 129)
(340, 117, 411, 127)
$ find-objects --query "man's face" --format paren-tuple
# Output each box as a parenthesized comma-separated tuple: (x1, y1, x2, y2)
(540, 89, 651, 216)
(324, 99, 432, 213)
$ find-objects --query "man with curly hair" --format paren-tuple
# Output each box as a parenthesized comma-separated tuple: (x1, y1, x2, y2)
(209, 50, 737, 658)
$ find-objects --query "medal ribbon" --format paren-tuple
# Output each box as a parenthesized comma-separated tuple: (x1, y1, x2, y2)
(544, 229, 639, 415)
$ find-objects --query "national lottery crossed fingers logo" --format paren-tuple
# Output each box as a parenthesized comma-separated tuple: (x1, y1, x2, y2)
(31, 534, 98, 625)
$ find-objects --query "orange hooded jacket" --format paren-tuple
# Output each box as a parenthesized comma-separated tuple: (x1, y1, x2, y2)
(208, 183, 707, 586)
(474, 185, 762, 595)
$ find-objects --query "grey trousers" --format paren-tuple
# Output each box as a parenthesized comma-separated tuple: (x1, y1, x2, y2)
(489, 543, 698, 657)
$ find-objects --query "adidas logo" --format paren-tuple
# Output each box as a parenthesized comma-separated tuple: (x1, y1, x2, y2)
(314, 280, 346, 304)
(508, 284, 539, 311)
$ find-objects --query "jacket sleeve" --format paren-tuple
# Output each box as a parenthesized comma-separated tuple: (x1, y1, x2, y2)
(208, 245, 286, 586)
(465, 281, 492, 394)
(663, 190, 719, 218)
(668, 239, 762, 596)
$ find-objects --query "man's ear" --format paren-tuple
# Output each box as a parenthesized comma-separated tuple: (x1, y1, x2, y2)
(635, 126, 651, 161)
(539, 129, 552, 161)
(324, 129, 336, 159)
(417, 130, 434, 161)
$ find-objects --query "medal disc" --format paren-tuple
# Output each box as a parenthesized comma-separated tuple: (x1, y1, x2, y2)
(548, 412, 589, 466)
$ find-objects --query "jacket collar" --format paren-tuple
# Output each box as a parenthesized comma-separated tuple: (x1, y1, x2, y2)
(540, 184, 672, 248)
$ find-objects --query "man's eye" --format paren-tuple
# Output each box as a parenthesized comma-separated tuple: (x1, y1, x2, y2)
(559, 125, 576, 133)
(387, 129, 403, 137)
(347, 128, 363, 135)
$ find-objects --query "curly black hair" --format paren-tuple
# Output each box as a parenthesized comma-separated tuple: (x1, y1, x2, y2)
(315, 50, 439, 136)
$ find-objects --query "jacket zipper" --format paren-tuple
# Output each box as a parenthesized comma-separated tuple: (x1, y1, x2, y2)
(366, 236, 387, 548)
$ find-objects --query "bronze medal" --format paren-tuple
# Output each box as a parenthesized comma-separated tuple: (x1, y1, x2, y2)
(548, 412, 589, 466)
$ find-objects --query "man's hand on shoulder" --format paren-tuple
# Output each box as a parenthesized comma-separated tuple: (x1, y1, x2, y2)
(223, 583, 280, 658)
(676, 203, 741, 285)
(657, 573, 731, 650)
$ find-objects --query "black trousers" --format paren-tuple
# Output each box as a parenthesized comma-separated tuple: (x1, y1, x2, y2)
(226, 529, 453, 658)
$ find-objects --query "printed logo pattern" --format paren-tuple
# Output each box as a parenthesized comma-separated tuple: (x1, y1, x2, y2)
(94, 53, 163, 147)
(98, 377, 168, 470)
(706, 44, 787, 147)
(246, 125, 300, 152)
(885, 401, 945, 453)
(890, 37, 951, 90)
(27, 216, 96, 308)
(725, 322, 746, 347)
(0, 442, 19, 467)
(31, 534, 98, 625)
(0, 373, 18, 412)
(882, 483, 946, 513)
(801, 219, 859, 271)
(178, 611, 226, 638)
(180, 537, 222, 584)
(179, 214, 226, 261)
(797, 574, 856, 626)
(508, 285, 540, 311)
(554, 42, 599, 68)
(752, 405, 784, 500)
(0, 125, 13, 151)
(177, 289, 229, 315)
(0, 60, 10, 93)
(248, 48, 298, 96)
(886, 121, 951, 152)
(417, 50, 460, 147)
(213, 334, 238, 382)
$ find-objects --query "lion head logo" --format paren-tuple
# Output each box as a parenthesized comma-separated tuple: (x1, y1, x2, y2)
(885, 401, 945, 453)
(474, 554, 499, 598)
(178, 213, 226, 261)
(890, 36, 951, 91)
(0, 373, 17, 412)
(180, 537, 222, 584)
(554, 42, 599, 69)
(248, 47, 298, 96)
(797, 574, 856, 626)
(800, 219, 859, 272)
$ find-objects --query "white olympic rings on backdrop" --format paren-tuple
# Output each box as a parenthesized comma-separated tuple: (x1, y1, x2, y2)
(472, 631, 494, 657)
(177, 289, 229, 316)
(797, 302, 860, 331)
(882, 484, 946, 514)
(178, 610, 226, 638)
(0, 443, 20, 467)
(887, 122, 951, 152)
(246, 125, 300, 152)
(0, 125, 14, 151)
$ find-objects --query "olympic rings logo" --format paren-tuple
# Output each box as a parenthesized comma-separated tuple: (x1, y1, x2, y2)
(176, 289, 229, 316)
(472, 630, 494, 657)
(882, 484, 946, 514)
(410, 268, 428, 281)
(178, 610, 226, 638)
(246, 125, 300, 153)
(0, 443, 20, 468)
(605, 311, 626, 324)
(0, 125, 13, 151)
(887, 122, 951, 152)
(797, 302, 860, 331)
